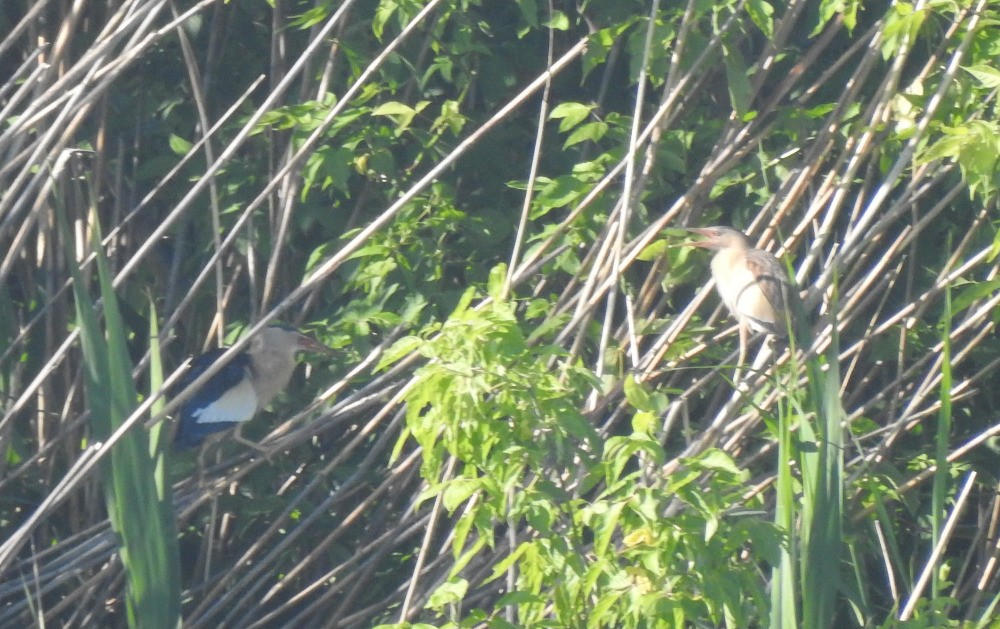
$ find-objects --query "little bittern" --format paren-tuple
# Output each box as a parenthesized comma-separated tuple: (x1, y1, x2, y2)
(174, 325, 334, 450)
(684, 226, 793, 378)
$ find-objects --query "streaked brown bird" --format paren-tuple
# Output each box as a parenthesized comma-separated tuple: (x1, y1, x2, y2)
(683, 226, 793, 378)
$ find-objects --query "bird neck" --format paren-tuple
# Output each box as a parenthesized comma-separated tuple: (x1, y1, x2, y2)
(711, 247, 747, 272)
(248, 348, 299, 409)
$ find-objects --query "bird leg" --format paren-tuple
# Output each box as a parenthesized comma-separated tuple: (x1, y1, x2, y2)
(195, 445, 207, 486)
(232, 424, 274, 462)
(194, 440, 218, 488)
(735, 320, 749, 389)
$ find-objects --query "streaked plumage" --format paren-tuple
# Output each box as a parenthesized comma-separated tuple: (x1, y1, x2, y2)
(173, 326, 332, 450)
(684, 226, 794, 377)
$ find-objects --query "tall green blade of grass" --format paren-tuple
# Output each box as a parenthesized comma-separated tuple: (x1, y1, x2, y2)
(770, 391, 798, 629)
(798, 287, 845, 629)
(931, 283, 952, 600)
(60, 207, 181, 628)
(775, 277, 846, 628)
(147, 297, 173, 502)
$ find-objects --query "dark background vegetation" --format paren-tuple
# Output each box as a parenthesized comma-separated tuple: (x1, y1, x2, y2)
(2, 0, 1000, 627)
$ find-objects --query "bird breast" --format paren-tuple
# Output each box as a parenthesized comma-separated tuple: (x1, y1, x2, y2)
(710, 248, 779, 331)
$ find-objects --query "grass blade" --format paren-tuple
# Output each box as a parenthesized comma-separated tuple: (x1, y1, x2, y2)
(60, 205, 181, 628)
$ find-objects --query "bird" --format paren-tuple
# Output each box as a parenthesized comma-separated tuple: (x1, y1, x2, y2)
(173, 325, 333, 450)
(682, 226, 794, 380)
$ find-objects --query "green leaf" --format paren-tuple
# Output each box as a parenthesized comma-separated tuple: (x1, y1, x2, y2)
(432, 99, 466, 135)
(692, 449, 744, 478)
(623, 375, 654, 412)
(636, 238, 668, 262)
(919, 132, 965, 162)
(963, 64, 1000, 89)
(375, 335, 422, 372)
(952, 278, 1000, 315)
(563, 121, 608, 149)
(583, 23, 630, 81)
(919, 121, 1000, 200)
(371, 0, 396, 40)
(592, 500, 625, 558)
(288, 5, 328, 29)
(488, 263, 508, 302)
(371, 101, 428, 136)
(451, 507, 476, 560)
(168, 134, 192, 155)
(450, 286, 476, 318)
(531, 175, 586, 218)
(549, 102, 594, 132)
(371, 101, 418, 117)
(442, 477, 480, 512)
(496, 590, 546, 606)
(746, 0, 774, 38)
(814, 0, 861, 35)
(723, 45, 753, 117)
(705, 512, 719, 542)
(631, 411, 657, 435)
(881, 3, 925, 61)
(486, 542, 532, 584)
(544, 10, 569, 30)
(302, 145, 353, 199)
(427, 578, 469, 610)
(514, 0, 539, 35)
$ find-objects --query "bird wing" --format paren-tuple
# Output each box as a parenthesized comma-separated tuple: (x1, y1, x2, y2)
(176, 350, 257, 422)
(743, 249, 793, 337)
(189, 377, 257, 424)
(173, 350, 258, 449)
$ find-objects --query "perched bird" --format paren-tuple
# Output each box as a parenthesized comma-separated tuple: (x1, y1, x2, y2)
(683, 226, 793, 377)
(173, 325, 333, 450)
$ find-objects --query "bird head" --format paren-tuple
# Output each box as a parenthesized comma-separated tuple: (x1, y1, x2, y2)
(683, 226, 750, 251)
(251, 325, 335, 358)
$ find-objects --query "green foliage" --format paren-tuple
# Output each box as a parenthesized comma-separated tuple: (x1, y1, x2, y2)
(380, 275, 776, 628)
(784, 288, 846, 629)
(918, 120, 1000, 201)
(60, 209, 181, 628)
(387, 278, 599, 482)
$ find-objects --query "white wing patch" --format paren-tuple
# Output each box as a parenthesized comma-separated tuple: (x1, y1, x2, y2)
(191, 377, 258, 424)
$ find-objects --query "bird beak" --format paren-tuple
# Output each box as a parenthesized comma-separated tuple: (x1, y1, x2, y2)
(296, 334, 336, 357)
(675, 227, 715, 248)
